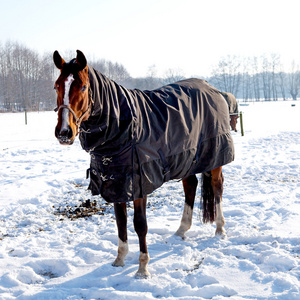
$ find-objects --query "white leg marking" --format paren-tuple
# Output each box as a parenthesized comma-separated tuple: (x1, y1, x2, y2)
(135, 252, 150, 278)
(215, 202, 226, 237)
(112, 238, 128, 267)
(61, 74, 74, 132)
(175, 203, 193, 238)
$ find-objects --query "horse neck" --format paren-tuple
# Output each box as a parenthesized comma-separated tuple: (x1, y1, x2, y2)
(88, 67, 130, 119)
(85, 67, 134, 153)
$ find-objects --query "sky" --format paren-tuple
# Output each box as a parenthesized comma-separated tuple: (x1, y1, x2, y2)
(0, 0, 299, 78)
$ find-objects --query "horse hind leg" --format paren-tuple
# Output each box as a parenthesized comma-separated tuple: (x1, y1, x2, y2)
(202, 167, 226, 237)
(175, 175, 198, 239)
(211, 167, 226, 236)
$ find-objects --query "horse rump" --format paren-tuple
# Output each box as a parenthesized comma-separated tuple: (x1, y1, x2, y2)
(201, 172, 215, 223)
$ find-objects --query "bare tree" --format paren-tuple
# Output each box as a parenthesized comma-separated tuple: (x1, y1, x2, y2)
(163, 68, 185, 85)
(240, 57, 253, 101)
(114, 63, 130, 82)
(260, 54, 281, 101)
(211, 55, 241, 95)
(288, 61, 300, 100)
(38, 52, 57, 110)
(250, 56, 261, 101)
(278, 71, 286, 100)
(143, 65, 161, 90)
(89, 59, 107, 74)
(270, 53, 280, 100)
(89, 59, 130, 82)
(261, 55, 272, 100)
(0, 42, 14, 109)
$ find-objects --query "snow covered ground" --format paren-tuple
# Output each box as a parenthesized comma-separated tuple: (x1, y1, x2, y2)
(0, 100, 299, 299)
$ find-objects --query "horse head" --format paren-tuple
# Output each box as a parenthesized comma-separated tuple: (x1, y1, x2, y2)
(53, 50, 91, 145)
(230, 115, 239, 132)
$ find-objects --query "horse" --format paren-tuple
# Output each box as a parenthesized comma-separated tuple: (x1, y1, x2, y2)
(53, 50, 234, 278)
(220, 91, 239, 132)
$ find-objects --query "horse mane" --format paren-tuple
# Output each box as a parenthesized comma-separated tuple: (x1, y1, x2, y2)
(79, 67, 134, 153)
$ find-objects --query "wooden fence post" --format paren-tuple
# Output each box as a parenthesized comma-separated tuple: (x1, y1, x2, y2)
(240, 111, 244, 136)
(25, 110, 27, 125)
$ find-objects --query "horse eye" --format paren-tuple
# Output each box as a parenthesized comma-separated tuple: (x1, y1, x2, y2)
(81, 85, 87, 92)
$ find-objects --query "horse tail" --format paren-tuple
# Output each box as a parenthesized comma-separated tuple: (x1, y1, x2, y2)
(201, 172, 215, 223)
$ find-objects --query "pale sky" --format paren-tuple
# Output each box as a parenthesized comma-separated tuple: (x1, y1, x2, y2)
(0, 0, 299, 77)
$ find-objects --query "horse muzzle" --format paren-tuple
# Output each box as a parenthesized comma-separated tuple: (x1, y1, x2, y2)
(55, 125, 75, 145)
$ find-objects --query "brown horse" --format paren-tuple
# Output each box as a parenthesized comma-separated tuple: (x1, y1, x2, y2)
(53, 50, 234, 278)
(220, 92, 239, 132)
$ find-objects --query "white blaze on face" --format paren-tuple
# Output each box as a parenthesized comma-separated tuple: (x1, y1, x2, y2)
(61, 74, 75, 132)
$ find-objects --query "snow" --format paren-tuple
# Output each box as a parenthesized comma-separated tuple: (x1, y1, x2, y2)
(0, 100, 300, 299)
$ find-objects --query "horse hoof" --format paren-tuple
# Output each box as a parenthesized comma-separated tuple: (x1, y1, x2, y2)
(135, 270, 151, 279)
(112, 259, 125, 267)
(174, 231, 185, 240)
(215, 229, 227, 239)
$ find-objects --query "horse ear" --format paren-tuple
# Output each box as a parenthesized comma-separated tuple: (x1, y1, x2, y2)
(76, 50, 87, 71)
(53, 50, 65, 69)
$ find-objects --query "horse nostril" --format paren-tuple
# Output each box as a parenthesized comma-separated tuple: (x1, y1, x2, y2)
(55, 125, 73, 144)
(55, 126, 60, 138)
(59, 126, 73, 138)
(67, 127, 73, 139)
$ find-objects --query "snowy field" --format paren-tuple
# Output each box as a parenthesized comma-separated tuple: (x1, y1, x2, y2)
(0, 100, 300, 299)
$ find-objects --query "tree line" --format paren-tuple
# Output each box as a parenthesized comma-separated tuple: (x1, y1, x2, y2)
(209, 54, 300, 101)
(0, 42, 55, 111)
(0, 42, 299, 112)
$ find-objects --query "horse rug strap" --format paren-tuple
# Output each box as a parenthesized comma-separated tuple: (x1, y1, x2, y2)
(80, 72, 235, 203)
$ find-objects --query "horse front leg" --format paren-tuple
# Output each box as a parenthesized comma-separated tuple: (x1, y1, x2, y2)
(133, 197, 150, 278)
(175, 175, 198, 238)
(112, 202, 128, 267)
(211, 167, 226, 236)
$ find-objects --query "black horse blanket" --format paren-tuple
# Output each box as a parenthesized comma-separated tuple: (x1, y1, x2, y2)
(79, 68, 234, 203)
(220, 92, 238, 115)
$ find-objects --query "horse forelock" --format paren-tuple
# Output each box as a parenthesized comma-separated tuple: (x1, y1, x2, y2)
(59, 59, 83, 78)
(56, 61, 89, 94)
